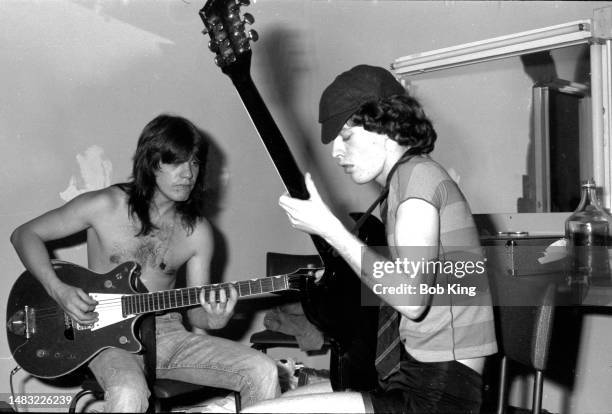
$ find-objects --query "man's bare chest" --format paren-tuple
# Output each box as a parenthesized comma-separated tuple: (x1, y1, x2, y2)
(89, 216, 190, 276)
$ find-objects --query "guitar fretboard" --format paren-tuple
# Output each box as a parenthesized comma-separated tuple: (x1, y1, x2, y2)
(122, 275, 290, 316)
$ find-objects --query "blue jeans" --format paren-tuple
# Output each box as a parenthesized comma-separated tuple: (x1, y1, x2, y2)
(88, 313, 280, 412)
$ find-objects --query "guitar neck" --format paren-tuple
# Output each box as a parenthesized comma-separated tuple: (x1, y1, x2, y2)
(227, 69, 331, 255)
(123, 274, 290, 316)
(230, 70, 308, 199)
(199, 1, 330, 255)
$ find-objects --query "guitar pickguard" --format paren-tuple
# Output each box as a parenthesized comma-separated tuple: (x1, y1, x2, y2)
(80, 293, 132, 331)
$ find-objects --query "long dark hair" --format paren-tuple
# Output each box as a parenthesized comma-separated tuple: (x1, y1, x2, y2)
(121, 114, 209, 236)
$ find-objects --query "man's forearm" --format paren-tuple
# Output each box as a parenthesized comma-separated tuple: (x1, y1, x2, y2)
(10, 227, 63, 296)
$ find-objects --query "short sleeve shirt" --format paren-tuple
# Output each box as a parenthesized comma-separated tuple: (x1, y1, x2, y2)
(381, 156, 498, 362)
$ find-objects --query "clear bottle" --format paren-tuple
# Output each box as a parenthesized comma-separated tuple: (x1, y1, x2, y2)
(565, 179, 612, 282)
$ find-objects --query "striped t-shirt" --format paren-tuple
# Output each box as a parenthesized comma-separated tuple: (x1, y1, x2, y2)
(381, 156, 498, 362)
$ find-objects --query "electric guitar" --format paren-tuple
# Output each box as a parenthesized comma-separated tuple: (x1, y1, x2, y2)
(199, 0, 383, 391)
(6, 260, 315, 378)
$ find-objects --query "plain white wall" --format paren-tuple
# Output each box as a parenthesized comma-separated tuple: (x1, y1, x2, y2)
(1, 1, 611, 412)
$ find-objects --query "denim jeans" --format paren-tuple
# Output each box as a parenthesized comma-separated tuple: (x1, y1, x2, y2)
(88, 312, 280, 412)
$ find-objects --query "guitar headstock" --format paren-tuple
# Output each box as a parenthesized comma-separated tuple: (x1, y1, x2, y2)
(199, 0, 258, 77)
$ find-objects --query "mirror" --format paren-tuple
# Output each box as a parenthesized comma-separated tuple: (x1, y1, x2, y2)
(402, 44, 591, 214)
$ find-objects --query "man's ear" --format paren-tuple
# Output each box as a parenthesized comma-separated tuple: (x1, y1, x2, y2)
(384, 135, 402, 152)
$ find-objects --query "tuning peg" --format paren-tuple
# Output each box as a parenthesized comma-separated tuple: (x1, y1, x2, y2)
(237, 0, 251, 6)
(242, 12, 254, 26)
(237, 42, 252, 54)
(227, 5, 240, 20)
(247, 29, 259, 42)
(216, 30, 228, 42)
(206, 15, 221, 27)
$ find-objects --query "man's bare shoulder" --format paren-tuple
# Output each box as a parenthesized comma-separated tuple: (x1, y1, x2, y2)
(187, 217, 213, 246)
(66, 185, 127, 217)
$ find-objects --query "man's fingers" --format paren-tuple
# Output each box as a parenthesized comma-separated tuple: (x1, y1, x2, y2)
(225, 286, 238, 314)
(278, 194, 294, 210)
(200, 287, 231, 313)
(69, 306, 97, 324)
(218, 288, 227, 305)
(76, 289, 98, 306)
(200, 289, 213, 311)
(228, 285, 238, 301)
(304, 172, 320, 200)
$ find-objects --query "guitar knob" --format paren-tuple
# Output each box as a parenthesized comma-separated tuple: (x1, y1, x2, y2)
(247, 29, 259, 42)
(237, 0, 251, 6)
(36, 349, 49, 358)
(242, 13, 254, 25)
(214, 56, 226, 67)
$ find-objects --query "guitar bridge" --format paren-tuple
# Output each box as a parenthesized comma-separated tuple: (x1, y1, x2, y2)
(7, 306, 36, 338)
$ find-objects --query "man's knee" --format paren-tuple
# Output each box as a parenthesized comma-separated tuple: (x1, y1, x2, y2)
(245, 353, 281, 401)
(104, 377, 150, 412)
(249, 353, 279, 383)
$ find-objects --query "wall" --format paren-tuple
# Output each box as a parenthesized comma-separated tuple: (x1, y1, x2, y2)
(1, 1, 610, 412)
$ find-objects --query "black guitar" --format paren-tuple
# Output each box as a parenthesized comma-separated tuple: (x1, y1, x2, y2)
(6, 260, 314, 378)
(199, 0, 383, 391)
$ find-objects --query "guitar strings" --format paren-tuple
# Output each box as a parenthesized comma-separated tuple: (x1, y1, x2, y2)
(31, 275, 301, 321)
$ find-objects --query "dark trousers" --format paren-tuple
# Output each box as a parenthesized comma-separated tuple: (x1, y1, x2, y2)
(364, 348, 483, 414)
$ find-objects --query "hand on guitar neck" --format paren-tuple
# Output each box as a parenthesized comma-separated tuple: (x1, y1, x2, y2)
(6, 260, 313, 378)
(279, 173, 344, 240)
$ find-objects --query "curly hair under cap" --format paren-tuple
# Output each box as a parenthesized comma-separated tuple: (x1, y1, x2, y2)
(348, 94, 437, 155)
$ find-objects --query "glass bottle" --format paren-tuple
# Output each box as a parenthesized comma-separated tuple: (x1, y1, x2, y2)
(565, 179, 612, 283)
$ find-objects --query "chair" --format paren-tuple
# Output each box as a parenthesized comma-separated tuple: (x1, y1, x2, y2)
(251, 329, 331, 353)
(491, 270, 557, 414)
(250, 252, 327, 353)
(249, 253, 334, 373)
(68, 314, 241, 413)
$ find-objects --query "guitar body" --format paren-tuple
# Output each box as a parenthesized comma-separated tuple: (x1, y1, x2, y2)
(6, 261, 143, 378)
(7, 259, 306, 379)
(301, 213, 385, 391)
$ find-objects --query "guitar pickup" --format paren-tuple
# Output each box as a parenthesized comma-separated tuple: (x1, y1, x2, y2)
(7, 306, 36, 338)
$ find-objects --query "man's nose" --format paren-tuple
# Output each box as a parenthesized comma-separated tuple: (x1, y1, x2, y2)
(332, 137, 345, 159)
(180, 163, 194, 178)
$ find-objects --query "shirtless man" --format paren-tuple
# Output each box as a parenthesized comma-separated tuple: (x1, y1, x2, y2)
(11, 114, 280, 412)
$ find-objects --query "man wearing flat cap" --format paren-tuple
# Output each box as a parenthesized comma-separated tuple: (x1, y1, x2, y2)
(244, 65, 497, 413)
